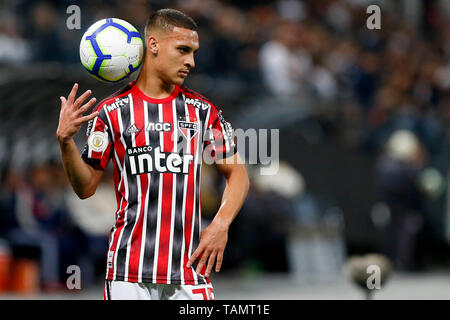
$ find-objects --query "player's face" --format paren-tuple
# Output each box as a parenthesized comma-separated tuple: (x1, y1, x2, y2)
(156, 27, 199, 85)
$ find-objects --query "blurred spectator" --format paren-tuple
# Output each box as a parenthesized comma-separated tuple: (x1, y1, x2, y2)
(226, 164, 293, 273)
(0, 166, 61, 290)
(117, 0, 152, 31)
(210, 6, 246, 79)
(259, 20, 311, 98)
(0, 14, 30, 64)
(29, 1, 63, 62)
(374, 130, 426, 271)
(65, 169, 115, 285)
(276, 0, 308, 22)
(307, 54, 338, 102)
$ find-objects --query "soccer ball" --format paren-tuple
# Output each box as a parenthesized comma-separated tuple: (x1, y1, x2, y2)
(79, 18, 144, 83)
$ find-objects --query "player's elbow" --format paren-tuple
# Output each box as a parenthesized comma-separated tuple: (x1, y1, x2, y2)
(76, 191, 93, 200)
(72, 168, 102, 199)
(75, 186, 96, 199)
(77, 192, 93, 200)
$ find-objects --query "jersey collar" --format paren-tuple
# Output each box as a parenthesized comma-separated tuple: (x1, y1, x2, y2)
(131, 81, 180, 104)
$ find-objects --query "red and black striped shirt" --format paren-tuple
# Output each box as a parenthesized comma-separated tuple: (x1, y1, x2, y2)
(81, 81, 236, 285)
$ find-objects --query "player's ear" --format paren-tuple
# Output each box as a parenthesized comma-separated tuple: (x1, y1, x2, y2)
(147, 36, 159, 55)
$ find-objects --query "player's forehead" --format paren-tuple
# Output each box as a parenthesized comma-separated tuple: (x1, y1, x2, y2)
(165, 26, 199, 48)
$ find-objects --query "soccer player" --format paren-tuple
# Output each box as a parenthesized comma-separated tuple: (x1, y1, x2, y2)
(56, 9, 249, 300)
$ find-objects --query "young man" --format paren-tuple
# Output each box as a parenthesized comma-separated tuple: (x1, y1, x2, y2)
(56, 9, 249, 300)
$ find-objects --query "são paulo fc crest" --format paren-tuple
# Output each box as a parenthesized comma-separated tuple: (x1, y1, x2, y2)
(178, 120, 198, 140)
(88, 131, 108, 152)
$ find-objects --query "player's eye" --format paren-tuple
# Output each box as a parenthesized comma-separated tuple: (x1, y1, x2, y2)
(178, 47, 189, 53)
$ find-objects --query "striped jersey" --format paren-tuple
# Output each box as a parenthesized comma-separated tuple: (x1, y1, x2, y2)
(81, 81, 236, 285)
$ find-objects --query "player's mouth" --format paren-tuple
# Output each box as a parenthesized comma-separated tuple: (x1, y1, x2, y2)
(178, 70, 189, 77)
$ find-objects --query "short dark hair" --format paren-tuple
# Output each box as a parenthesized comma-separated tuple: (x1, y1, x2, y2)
(145, 8, 198, 39)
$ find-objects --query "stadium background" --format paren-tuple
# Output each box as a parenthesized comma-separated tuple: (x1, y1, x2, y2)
(1, 0, 450, 299)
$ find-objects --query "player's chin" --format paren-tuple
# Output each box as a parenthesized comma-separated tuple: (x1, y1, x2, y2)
(172, 76, 186, 85)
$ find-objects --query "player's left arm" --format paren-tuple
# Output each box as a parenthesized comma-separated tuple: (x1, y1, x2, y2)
(187, 152, 249, 277)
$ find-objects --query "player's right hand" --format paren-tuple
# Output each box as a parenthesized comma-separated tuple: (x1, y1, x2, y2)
(56, 83, 98, 143)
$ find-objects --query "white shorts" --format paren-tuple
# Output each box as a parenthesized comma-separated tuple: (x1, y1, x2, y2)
(104, 280, 215, 300)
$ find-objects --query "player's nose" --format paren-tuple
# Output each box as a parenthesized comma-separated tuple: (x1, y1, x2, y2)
(185, 53, 195, 69)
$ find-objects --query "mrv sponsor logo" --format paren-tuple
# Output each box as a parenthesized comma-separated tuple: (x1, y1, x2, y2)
(127, 146, 193, 174)
(185, 98, 210, 110)
(106, 96, 129, 112)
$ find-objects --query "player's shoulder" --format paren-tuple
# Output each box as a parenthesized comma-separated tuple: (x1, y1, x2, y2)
(94, 81, 134, 114)
(179, 86, 220, 113)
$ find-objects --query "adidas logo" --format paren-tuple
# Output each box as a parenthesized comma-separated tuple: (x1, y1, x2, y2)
(127, 124, 139, 134)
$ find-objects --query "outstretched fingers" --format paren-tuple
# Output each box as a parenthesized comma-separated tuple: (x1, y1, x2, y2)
(77, 110, 99, 124)
(77, 97, 97, 115)
(67, 83, 79, 105)
(73, 89, 92, 110)
(59, 96, 67, 109)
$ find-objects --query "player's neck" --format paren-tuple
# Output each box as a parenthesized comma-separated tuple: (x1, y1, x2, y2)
(136, 64, 176, 99)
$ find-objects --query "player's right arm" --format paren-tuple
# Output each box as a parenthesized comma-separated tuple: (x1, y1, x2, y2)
(56, 83, 102, 199)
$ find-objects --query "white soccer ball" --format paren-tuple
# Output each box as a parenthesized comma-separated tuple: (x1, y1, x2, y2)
(79, 18, 144, 83)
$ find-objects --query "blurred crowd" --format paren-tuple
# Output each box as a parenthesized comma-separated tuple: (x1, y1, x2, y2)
(1, 0, 450, 292)
(2, 0, 450, 161)
(0, 161, 114, 292)
(1, 0, 450, 147)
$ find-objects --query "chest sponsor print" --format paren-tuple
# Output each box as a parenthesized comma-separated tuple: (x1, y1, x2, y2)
(127, 145, 193, 175)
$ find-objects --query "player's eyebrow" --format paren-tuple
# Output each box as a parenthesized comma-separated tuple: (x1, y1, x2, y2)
(177, 45, 199, 53)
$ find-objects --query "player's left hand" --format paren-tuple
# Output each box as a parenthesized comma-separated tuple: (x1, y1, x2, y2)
(187, 217, 229, 277)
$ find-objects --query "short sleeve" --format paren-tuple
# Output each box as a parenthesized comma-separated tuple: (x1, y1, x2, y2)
(81, 107, 113, 170)
(203, 106, 237, 161)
